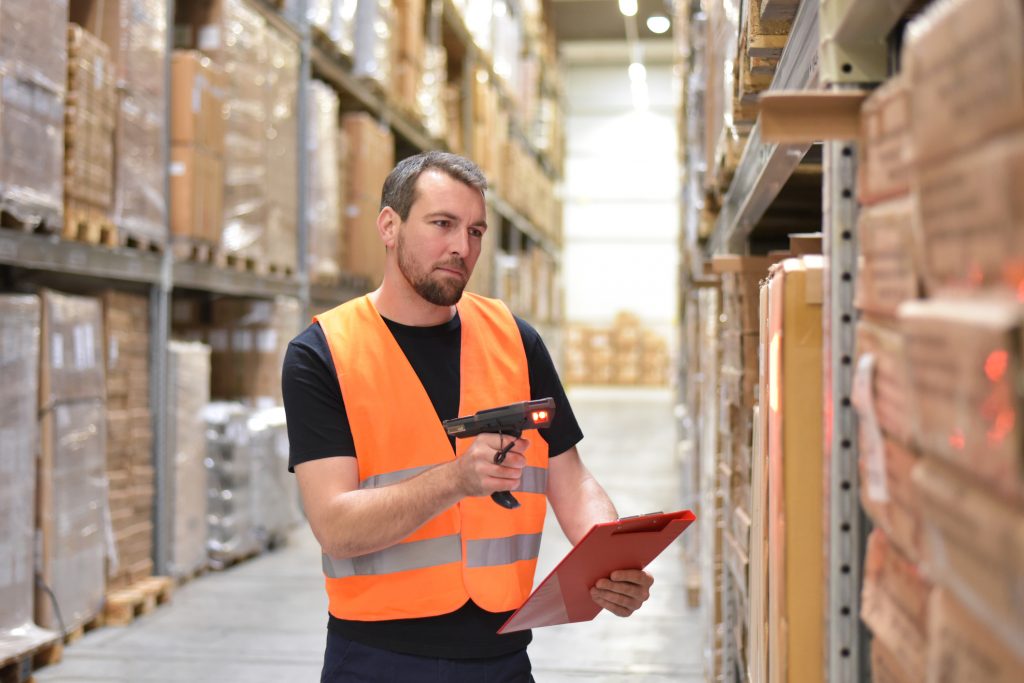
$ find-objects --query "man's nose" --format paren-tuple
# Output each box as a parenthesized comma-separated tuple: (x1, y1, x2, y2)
(449, 229, 471, 257)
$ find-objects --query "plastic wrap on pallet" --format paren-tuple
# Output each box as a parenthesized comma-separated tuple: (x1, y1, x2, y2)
(352, 0, 394, 88)
(308, 81, 343, 282)
(37, 400, 108, 633)
(266, 27, 299, 274)
(167, 341, 211, 579)
(0, 0, 68, 94)
(116, 0, 168, 103)
(282, 0, 356, 56)
(115, 93, 166, 246)
(40, 290, 106, 408)
(247, 406, 301, 546)
(218, 0, 269, 262)
(66, 26, 117, 211)
(0, 72, 64, 228)
(203, 402, 260, 566)
(0, 296, 55, 656)
(420, 45, 448, 142)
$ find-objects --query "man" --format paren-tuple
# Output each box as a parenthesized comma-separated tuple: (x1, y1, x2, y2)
(283, 151, 653, 682)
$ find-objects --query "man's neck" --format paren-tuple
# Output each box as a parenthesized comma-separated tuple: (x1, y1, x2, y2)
(369, 283, 456, 327)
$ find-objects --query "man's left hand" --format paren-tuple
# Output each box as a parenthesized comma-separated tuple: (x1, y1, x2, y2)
(590, 569, 654, 617)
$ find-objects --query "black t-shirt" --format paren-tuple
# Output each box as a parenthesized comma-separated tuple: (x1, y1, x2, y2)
(281, 311, 583, 659)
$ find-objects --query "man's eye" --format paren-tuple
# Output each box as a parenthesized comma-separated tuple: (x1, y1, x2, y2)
(469, 228, 484, 238)
(434, 220, 451, 228)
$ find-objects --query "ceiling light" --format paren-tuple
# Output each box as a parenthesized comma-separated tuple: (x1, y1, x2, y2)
(628, 62, 647, 83)
(618, 0, 638, 17)
(647, 14, 671, 34)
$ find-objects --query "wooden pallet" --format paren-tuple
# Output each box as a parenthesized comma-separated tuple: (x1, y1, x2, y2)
(172, 238, 215, 264)
(103, 576, 174, 627)
(62, 614, 104, 646)
(209, 548, 261, 572)
(0, 207, 61, 236)
(0, 635, 62, 683)
(119, 231, 164, 254)
(213, 249, 258, 273)
(62, 202, 117, 247)
(258, 261, 296, 279)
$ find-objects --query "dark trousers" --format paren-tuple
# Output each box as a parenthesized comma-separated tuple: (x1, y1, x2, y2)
(321, 632, 535, 683)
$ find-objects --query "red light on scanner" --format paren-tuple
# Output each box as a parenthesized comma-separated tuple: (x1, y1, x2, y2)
(531, 410, 549, 423)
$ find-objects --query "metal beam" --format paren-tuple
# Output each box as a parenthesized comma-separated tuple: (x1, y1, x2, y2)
(707, 0, 820, 255)
(0, 231, 162, 283)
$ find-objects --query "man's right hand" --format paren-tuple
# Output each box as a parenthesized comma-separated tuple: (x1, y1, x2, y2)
(455, 433, 530, 497)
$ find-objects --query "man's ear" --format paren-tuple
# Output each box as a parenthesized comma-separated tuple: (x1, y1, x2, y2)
(377, 207, 399, 249)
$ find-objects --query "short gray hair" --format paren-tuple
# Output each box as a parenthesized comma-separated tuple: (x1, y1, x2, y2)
(380, 151, 488, 220)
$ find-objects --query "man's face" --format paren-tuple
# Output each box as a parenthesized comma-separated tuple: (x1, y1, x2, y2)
(394, 170, 487, 307)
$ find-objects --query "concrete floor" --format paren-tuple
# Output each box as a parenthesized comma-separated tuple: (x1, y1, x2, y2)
(35, 386, 701, 682)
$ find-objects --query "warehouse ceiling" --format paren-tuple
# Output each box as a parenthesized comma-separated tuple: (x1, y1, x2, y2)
(548, 0, 676, 42)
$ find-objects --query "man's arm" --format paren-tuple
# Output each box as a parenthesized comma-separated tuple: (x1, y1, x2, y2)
(295, 434, 530, 558)
(547, 446, 654, 617)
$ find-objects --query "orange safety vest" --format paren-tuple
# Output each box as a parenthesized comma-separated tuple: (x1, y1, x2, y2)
(314, 293, 549, 621)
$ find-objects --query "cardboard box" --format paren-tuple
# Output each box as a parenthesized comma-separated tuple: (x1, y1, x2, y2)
(859, 438, 924, 563)
(170, 145, 203, 239)
(855, 317, 912, 445)
(858, 74, 911, 205)
(171, 50, 226, 153)
(861, 530, 931, 681)
(913, 457, 1024, 653)
(913, 130, 1024, 296)
(903, 0, 1024, 166)
(926, 589, 1024, 683)
(871, 639, 919, 683)
(855, 197, 919, 318)
(712, 255, 778, 334)
(766, 257, 824, 683)
(39, 290, 106, 409)
(343, 112, 394, 284)
(899, 297, 1024, 500)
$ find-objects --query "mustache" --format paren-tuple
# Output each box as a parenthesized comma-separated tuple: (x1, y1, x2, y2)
(436, 258, 468, 275)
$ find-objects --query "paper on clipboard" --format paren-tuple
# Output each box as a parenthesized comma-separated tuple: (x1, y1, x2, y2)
(497, 509, 696, 634)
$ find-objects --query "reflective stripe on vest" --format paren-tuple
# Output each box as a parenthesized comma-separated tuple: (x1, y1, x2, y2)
(322, 531, 543, 578)
(361, 464, 548, 495)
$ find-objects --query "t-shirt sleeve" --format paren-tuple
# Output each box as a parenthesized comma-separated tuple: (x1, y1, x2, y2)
(282, 323, 356, 472)
(515, 317, 584, 456)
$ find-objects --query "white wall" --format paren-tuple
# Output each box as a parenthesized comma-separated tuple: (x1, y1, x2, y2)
(562, 59, 679, 343)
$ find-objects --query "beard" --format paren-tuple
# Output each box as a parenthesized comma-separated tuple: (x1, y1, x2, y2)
(396, 231, 469, 306)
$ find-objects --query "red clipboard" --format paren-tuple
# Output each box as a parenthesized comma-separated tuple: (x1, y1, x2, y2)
(497, 509, 696, 634)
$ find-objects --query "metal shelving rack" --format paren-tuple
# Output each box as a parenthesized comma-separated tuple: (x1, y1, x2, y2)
(699, 1, 918, 681)
(0, 0, 566, 577)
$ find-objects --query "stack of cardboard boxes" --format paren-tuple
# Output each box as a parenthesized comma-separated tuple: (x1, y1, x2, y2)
(709, 255, 775, 682)
(0, 0, 67, 230)
(170, 51, 226, 256)
(76, 0, 170, 249)
(343, 112, 394, 284)
(36, 291, 108, 633)
(853, 0, 1024, 679)
(102, 291, 154, 591)
(0, 296, 55, 659)
(64, 25, 117, 241)
(172, 296, 302, 406)
(564, 313, 670, 387)
(176, 0, 300, 274)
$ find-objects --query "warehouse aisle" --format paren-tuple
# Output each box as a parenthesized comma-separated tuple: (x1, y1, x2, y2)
(35, 386, 698, 682)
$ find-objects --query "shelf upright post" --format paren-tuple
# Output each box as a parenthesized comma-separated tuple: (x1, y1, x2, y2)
(152, 0, 176, 576)
(819, 1, 918, 679)
(296, 0, 312, 324)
